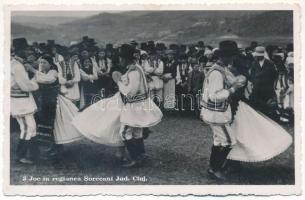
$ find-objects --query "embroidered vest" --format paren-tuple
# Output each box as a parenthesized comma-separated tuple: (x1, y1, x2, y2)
(59, 59, 76, 81)
(201, 63, 230, 112)
(122, 64, 149, 103)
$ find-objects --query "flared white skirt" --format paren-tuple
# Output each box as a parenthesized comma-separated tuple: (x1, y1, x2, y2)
(54, 95, 83, 144)
(227, 101, 293, 162)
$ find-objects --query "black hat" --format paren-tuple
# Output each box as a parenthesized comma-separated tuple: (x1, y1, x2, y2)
(156, 43, 167, 51)
(106, 43, 113, 50)
(286, 43, 293, 52)
(12, 38, 29, 51)
(214, 40, 239, 57)
(250, 41, 258, 48)
(82, 36, 89, 41)
(119, 44, 137, 59)
(169, 44, 179, 51)
(47, 40, 56, 48)
(140, 42, 148, 50)
(88, 38, 96, 44)
(147, 40, 155, 46)
(130, 40, 138, 46)
(197, 41, 205, 48)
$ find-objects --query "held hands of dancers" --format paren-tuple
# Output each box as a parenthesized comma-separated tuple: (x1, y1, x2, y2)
(112, 71, 123, 84)
(24, 63, 37, 74)
(229, 75, 247, 94)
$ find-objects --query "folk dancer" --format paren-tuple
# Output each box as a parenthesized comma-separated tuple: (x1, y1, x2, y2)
(11, 38, 39, 164)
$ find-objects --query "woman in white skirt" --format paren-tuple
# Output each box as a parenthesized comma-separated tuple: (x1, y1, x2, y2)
(28, 55, 83, 162)
(201, 41, 292, 180)
(72, 44, 163, 167)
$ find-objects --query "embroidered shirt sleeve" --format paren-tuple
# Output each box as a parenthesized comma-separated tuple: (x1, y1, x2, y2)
(13, 61, 38, 92)
(35, 70, 58, 84)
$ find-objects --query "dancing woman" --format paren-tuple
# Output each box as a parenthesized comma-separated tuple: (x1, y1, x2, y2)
(72, 44, 163, 167)
(201, 41, 292, 180)
(28, 55, 83, 161)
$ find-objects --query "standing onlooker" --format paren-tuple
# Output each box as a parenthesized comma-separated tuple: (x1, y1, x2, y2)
(57, 49, 81, 107)
(248, 46, 278, 120)
(187, 62, 204, 115)
(145, 52, 164, 106)
(95, 48, 113, 98)
(163, 50, 177, 110)
(176, 54, 190, 112)
(79, 58, 98, 109)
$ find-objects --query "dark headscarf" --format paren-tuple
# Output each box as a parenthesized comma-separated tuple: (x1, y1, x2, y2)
(40, 54, 58, 72)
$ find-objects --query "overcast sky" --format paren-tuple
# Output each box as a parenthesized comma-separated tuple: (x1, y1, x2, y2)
(11, 11, 121, 17)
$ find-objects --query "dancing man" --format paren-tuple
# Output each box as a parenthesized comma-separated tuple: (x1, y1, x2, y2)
(201, 41, 245, 179)
(11, 38, 39, 164)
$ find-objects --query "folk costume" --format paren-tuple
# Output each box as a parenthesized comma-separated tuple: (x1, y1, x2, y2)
(34, 56, 61, 159)
(72, 44, 162, 167)
(201, 42, 292, 178)
(201, 60, 239, 179)
(95, 56, 113, 98)
(56, 56, 81, 104)
(142, 56, 164, 104)
(79, 58, 98, 109)
(176, 60, 190, 111)
(163, 52, 177, 110)
(11, 52, 39, 164)
(35, 55, 83, 157)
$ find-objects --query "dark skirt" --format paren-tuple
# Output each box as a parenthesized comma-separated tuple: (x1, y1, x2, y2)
(36, 85, 59, 144)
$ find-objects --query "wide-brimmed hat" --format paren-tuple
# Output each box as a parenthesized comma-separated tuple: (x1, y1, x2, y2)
(214, 40, 239, 57)
(140, 42, 148, 51)
(106, 43, 113, 51)
(197, 41, 205, 48)
(253, 46, 266, 57)
(82, 36, 89, 41)
(12, 38, 29, 51)
(130, 40, 138, 46)
(119, 44, 137, 59)
(47, 40, 56, 47)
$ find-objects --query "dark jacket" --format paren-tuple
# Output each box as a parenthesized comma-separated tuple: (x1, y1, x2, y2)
(249, 58, 278, 107)
(187, 70, 204, 94)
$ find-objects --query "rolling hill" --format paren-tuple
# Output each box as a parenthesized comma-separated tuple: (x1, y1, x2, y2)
(11, 10, 293, 46)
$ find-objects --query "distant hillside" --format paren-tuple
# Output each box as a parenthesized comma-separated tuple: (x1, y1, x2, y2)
(12, 16, 82, 28)
(11, 10, 293, 46)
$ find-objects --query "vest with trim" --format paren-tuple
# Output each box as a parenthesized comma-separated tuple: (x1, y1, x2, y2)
(201, 63, 231, 112)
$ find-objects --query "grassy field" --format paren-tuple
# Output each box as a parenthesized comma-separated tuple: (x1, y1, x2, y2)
(10, 113, 295, 185)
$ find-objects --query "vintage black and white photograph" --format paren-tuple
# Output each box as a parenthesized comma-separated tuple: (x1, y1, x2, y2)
(3, 2, 302, 196)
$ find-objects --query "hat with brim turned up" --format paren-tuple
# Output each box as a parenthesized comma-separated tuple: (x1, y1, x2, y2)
(214, 40, 239, 57)
(12, 38, 29, 51)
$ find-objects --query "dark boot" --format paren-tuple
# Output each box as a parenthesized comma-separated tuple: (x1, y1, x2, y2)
(122, 140, 139, 168)
(16, 139, 27, 160)
(208, 146, 218, 171)
(215, 146, 232, 170)
(135, 138, 145, 155)
(143, 128, 152, 140)
(28, 137, 40, 162)
(208, 146, 231, 180)
(18, 140, 33, 165)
